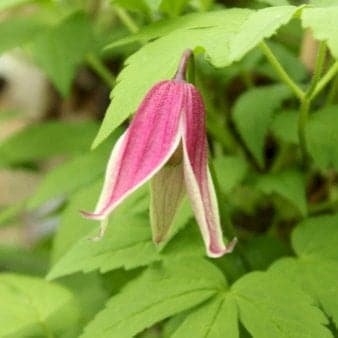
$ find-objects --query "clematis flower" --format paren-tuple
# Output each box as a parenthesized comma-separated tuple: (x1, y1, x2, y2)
(82, 49, 237, 258)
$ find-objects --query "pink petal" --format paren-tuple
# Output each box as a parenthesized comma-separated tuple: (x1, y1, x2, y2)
(82, 81, 185, 220)
(182, 84, 235, 257)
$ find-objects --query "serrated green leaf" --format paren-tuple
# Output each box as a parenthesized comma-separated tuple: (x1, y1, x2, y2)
(214, 155, 248, 194)
(271, 109, 298, 144)
(95, 5, 298, 147)
(81, 258, 225, 338)
(232, 271, 331, 338)
(256, 169, 307, 216)
(302, 5, 338, 59)
(0, 273, 80, 338)
(0, 121, 98, 167)
(306, 106, 338, 170)
(27, 133, 120, 210)
(31, 12, 95, 96)
(271, 214, 338, 328)
(171, 269, 330, 338)
(171, 296, 238, 338)
(233, 85, 292, 167)
(0, 16, 47, 54)
(48, 181, 197, 279)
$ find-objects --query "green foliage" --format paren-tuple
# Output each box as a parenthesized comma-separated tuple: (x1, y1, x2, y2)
(94, 5, 298, 147)
(2, 1, 338, 337)
(0, 16, 47, 54)
(256, 169, 307, 216)
(0, 273, 80, 337)
(232, 84, 292, 167)
(271, 214, 338, 328)
(31, 12, 95, 96)
(0, 121, 98, 166)
(302, 5, 338, 58)
(306, 106, 338, 170)
(81, 258, 223, 338)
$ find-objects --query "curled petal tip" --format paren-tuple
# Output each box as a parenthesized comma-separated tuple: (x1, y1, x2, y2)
(208, 237, 238, 258)
(80, 210, 105, 221)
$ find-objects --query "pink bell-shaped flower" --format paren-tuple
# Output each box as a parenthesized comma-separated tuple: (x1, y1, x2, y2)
(82, 50, 237, 258)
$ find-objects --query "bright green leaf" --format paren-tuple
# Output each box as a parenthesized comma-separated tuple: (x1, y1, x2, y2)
(271, 214, 338, 328)
(48, 182, 198, 279)
(80, 258, 225, 338)
(232, 271, 331, 338)
(0, 121, 98, 167)
(302, 5, 338, 59)
(0, 273, 80, 338)
(0, 17, 47, 54)
(160, 0, 190, 17)
(214, 155, 248, 194)
(256, 169, 307, 216)
(306, 106, 338, 170)
(233, 85, 292, 167)
(94, 6, 298, 147)
(0, 0, 35, 11)
(31, 12, 95, 96)
(27, 136, 118, 210)
(271, 109, 299, 144)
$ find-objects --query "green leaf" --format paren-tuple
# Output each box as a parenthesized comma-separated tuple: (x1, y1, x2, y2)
(271, 109, 299, 144)
(159, 0, 190, 17)
(0, 121, 98, 167)
(31, 12, 95, 96)
(271, 214, 338, 328)
(171, 296, 239, 338)
(81, 258, 225, 338)
(302, 5, 338, 59)
(51, 180, 106, 262)
(233, 85, 292, 167)
(258, 0, 290, 5)
(256, 169, 307, 216)
(214, 155, 248, 195)
(0, 273, 80, 338)
(48, 181, 198, 279)
(0, 17, 47, 54)
(0, 0, 35, 11)
(306, 106, 338, 170)
(27, 133, 119, 210)
(112, 0, 152, 14)
(171, 270, 330, 338)
(244, 234, 290, 270)
(94, 5, 298, 147)
(232, 271, 331, 338)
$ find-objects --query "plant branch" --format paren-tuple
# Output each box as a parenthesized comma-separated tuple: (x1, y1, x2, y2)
(86, 53, 115, 88)
(114, 6, 139, 33)
(259, 41, 305, 100)
(311, 61, 338, 100)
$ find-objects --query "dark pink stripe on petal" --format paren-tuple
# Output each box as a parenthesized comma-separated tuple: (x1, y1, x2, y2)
(84, 81, 185, 220)
(182, 84, 230, 257)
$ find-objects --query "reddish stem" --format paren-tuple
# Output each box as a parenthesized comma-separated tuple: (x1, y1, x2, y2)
(174, 49, 193, 81)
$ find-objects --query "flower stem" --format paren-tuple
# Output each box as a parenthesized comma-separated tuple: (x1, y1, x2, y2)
(298, 42, 327, 166)
(311, 61, 338, 100)
(86, 53, 115, 88)
(174, 49, 193, 81)
(114, 6, 139, 33)
(259, 41, 305, 100)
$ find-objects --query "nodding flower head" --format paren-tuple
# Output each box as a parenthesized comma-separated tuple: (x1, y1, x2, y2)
(81, 49, 237, 258)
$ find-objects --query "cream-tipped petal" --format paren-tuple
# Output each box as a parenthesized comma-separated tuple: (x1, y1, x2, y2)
(82, 81, 185, 220)
(182, 84, 234, 257)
